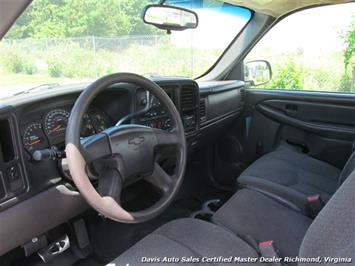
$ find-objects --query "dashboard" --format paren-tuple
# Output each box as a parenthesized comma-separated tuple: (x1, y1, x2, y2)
(0, 77, 245, 256)
(18, 80, 199, 160)
(0, 79, 246, 207)
(0, 79, 201, 206)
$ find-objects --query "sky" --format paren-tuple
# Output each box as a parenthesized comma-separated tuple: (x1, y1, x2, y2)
(258, 2, 355, 53)
(171, 2, 355, 53)
(171, 7, 251, 49)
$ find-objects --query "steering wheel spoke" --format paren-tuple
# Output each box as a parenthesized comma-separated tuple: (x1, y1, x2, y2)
(98, 168, 123, 204)
(144, 162, 174, 193)
(153, 128, 179, 146)
(81, 133, 111, 163)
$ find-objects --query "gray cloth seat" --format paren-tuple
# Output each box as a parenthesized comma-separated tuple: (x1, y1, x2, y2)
(110, 218, 263, 266)
(238, 147, 355, 213)
(213, 189, 312, 264)
(111, 171, 355, 265)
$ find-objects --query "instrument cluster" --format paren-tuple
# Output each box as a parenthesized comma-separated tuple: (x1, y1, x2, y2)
(22, 106, 110, 153)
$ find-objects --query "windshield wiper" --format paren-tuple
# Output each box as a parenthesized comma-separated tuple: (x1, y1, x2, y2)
(13, 83, 60, 96)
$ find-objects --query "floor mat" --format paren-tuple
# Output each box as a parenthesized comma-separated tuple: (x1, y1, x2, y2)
(85, 160, 234, 263)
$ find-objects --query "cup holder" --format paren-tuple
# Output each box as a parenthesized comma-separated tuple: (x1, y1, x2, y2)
(191, 198, 223, 222)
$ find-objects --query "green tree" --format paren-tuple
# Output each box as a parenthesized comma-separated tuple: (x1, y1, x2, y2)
(5, 0, 159, 39)
(266, 61, 304, 90)
(343, 16, 355, 92)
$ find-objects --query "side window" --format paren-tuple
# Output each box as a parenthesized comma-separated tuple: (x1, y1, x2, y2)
(244, 3, 355, 93)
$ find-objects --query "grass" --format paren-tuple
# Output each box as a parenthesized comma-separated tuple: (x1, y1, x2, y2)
(1, 37, 353, 96)
(0, 70, 89, 98)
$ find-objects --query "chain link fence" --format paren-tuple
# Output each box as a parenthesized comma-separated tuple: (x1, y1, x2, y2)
(0, 35, 217, 81)
(3, 35, 166, 54)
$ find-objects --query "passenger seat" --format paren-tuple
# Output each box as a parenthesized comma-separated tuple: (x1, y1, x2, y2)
(238, 145, 355, 214)
(213, 189, 312, 263)
(112, 170, 355, 265)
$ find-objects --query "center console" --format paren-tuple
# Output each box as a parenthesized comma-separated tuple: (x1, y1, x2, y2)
(134, 80, 200, 138)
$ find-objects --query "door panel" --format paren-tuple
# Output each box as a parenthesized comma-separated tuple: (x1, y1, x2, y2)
(211, 88, 355, 188)
(243, 89, 355, 169)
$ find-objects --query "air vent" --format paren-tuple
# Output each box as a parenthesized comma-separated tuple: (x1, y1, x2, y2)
(199, 99, 207, 122)
(180, 85, 195, 110)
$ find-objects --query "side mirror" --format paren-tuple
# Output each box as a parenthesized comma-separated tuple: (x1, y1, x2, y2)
(244, 60, 272, 87)
(143, 4, 198, 32)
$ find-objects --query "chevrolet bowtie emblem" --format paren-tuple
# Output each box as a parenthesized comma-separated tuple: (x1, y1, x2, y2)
(128, 136, 145, 145)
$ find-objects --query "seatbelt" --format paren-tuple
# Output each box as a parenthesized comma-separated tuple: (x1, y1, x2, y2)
(306, 195, 324, 218)
(258, 240, 285, 266)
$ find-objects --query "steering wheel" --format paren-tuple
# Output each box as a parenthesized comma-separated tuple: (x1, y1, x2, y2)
(65, 73, 187, 223)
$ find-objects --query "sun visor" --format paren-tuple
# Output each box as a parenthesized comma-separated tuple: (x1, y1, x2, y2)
(0, 0, 32, 40)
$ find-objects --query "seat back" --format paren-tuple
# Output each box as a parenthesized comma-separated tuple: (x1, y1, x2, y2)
(337, 151, 355, 187)
(299, 170, 355, 263)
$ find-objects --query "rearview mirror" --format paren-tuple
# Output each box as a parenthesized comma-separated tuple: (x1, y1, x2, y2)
(143, 5, 198, 32)
(244, 60, 272, 87)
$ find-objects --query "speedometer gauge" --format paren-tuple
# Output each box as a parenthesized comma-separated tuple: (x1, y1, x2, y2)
(45, 109, 70, 136)
(23, 123, 48, 152)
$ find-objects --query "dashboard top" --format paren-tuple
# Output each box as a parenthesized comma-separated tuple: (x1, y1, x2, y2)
(0, 78, 244, 108)
(0, 77, 195, 107)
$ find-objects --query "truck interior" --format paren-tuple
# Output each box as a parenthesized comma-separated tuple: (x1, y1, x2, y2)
(0, 0, 354, 265)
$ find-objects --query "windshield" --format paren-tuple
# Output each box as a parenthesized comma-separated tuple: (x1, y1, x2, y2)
(0, 0, 251, 99)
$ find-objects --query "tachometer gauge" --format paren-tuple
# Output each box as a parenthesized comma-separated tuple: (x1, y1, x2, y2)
(23, 123, 48, 152)
(81, 114, 96, 137)
(45, 109, 70, 136)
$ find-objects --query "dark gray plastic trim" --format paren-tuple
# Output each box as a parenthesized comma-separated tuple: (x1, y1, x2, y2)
(0, 185, 88, 256)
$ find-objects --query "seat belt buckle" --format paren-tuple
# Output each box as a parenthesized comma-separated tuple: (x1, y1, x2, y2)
(260, 240, 273, 246)
(259, 240, 278, 257)
(306, 194, 324, 218)
(259, 240, 284, 266)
